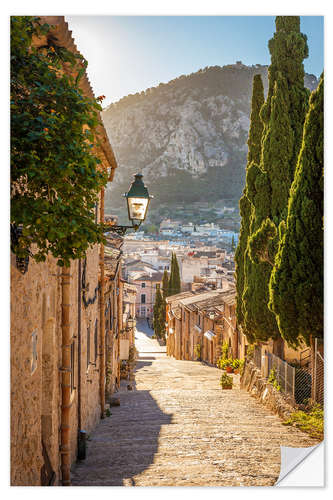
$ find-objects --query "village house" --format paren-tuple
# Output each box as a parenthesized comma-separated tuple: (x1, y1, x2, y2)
(166, 288, 248, 366)
(10, 17, 120, 486)
(128, 270, 164, 321)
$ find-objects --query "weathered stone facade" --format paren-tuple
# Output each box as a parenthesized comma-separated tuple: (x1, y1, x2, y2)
(166, 288, 246, 366)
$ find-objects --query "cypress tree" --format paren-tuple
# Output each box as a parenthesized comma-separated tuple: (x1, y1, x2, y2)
(168, 252, 181, 296)
(153, 285, 164, 339)
(231, 235, 236, 252)
(242, 16, 309, 343)
(167, 253, 175, 296)
(173, 253, 181, 294)
(162, 269, 169, 299)
(269, 75, 323, 347)
(235, 74, 264, 328)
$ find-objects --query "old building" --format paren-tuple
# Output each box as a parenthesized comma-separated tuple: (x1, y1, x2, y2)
(10, 16, 120, 486)
(129, 270, 164, 320)
(166, 288, 246, 366)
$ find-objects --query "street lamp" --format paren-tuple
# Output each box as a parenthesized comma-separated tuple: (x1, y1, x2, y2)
(127, 316, 136, 329)
(120, 316, 136, 333)
(106, 173, 152, 236)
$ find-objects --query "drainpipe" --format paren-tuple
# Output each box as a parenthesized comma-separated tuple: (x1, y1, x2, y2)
(77, 259, 87, 460)
(117, 266, 122, 385)
(99, 187, 105, 418)
(77, 259, 82, 430)
(61, 265, 71, 486)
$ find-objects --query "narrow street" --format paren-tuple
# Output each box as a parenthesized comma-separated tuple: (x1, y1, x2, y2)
(71, 323, 317, 487)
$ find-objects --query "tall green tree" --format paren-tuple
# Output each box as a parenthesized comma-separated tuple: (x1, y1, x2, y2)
(231, 235, 236, 252)
(153, 285, 165, 339)
(242, 16, 309, 343)
(235, 74, 264, 328)
(160, 268, 169, 338)
(168, 252, 181, 296)
(269, 75, 323, 347)
(11, 17, 108, 266)
(162, 269, 169, 299)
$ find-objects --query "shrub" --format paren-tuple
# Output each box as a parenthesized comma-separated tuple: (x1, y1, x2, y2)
(220, 373, 233, 388)
(217, 357, 233, 370)
(268, 368, 281, 391)
(283, 404, 323, 440)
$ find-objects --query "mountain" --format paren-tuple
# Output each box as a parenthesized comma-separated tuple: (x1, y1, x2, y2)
(102, 63, 318, 214)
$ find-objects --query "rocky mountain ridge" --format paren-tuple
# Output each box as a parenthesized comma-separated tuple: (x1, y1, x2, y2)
(102, 63, 318, 211)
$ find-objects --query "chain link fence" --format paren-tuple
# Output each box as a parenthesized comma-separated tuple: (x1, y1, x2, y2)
(250, 340, 324, 406)
(253, 345, 262, 370)
(267, 352, 295, 398)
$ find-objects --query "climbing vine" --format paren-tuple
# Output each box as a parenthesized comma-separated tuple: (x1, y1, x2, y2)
(11, 16, 108, 266)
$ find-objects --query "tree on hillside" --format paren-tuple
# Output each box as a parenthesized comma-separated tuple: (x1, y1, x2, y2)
(242, 16, 309, 343)
(235, 74, 264, 330)
(168, 252, 181, 296)
(153, 285, 165, 340)
(269, 75, 323, 347)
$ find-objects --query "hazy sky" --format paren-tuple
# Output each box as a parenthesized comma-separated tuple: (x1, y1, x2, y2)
(66, 16, 323, 106)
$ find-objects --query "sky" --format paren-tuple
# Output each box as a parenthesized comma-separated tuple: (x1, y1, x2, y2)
(66, 16, 324, 106)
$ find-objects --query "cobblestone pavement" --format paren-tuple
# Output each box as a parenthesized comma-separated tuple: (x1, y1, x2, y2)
(71, 329, 318, 487)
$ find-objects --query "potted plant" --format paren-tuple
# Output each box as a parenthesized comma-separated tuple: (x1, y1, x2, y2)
(220, 372, 233, 390)
(218, 357, 234, 372)
(232, 358, 245, 374)
(225, 358, 234, 373)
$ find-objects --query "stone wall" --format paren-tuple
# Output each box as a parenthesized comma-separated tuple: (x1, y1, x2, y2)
(240, 360, 297, 420)
(11, 251, 62, 485)
(11, 244, 105, 485)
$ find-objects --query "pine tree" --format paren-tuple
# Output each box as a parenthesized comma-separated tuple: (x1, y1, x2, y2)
(153, 285, 164, 339)
(242, 16, 309, 343)
(269, 75, 323, 347)
(235, 74, 264, 328)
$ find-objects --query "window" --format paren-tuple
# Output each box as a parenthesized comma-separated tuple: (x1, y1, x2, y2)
(141, 283, 145, 288)
(198, 315, 201, 326)
(141, 294, 146, 304)
(70, 342, 75, 392)
(141, 306, 146, 317)
(184, 311, 186, 321)
(87, 325, 90, 370)
(94, 319, 98, 362)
